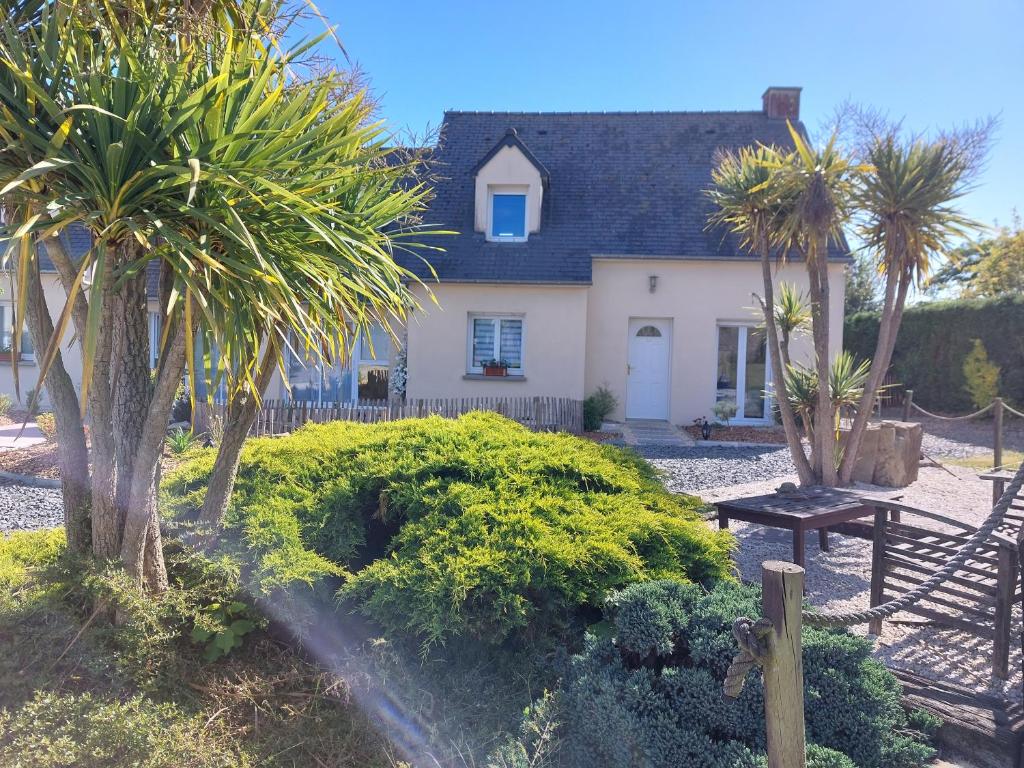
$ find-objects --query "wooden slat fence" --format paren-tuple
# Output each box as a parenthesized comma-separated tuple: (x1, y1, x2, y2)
(194, 396, 584, 437)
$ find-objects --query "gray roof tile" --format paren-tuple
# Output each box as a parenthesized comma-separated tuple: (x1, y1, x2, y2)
(402, 110, 849, 284)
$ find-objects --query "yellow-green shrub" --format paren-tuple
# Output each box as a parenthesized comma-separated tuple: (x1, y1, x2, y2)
(163, 413, 733, 647)
(35, 412, 57, 441)
(962, 338, 1000, 409)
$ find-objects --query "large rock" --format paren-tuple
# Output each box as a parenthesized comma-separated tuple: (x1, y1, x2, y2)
(840, 420, 923, 488)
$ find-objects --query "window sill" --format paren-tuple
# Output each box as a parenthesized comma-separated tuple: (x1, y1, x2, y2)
(0, 358, 35, 366)
(462, 374, 527, 382)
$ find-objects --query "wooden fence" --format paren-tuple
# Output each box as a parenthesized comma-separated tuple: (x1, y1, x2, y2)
(194, 395, 585, 437)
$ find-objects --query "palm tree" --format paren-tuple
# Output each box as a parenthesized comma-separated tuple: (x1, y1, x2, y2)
(707, 145, 815, 486)
(0, 0, 439, 589)
(838, 128, 981, 484)
(768, 125, 864, 485)
(773, 282, 810, 369)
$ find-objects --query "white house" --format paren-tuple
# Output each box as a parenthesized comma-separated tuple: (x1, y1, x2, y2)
(5, 87, 846, 427)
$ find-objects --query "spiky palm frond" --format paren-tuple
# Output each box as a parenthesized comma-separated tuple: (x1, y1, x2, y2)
(0, 0, 442, 408)
(774, 282, 809, 337)
(784, 351, 872, 422)
(705, 144, 794, 252)
(767, 123, 868, 261)
(856, 130, 980, 286)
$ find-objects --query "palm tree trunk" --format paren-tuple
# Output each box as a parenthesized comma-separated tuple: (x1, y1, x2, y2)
(88, 269, 121, 559)
(120, 318, 186, 590)
(199, 341, 278, 527)
(838, 249, 902, 484)
(805, 243, 836, 485)
(111, 263, 153, 536)
(22, 253, 91, 553)
(757, 235, 815, 486)
(815, 244, 837, 486)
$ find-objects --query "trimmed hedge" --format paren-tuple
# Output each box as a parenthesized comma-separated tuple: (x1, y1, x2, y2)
(554, 581, 937, 768)
(845, 295, 1024, 413)
(163, 413, 733, 647)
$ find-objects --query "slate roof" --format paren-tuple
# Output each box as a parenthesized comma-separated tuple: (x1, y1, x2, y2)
(37, 224, 91, 274)
(401, 110, 850, 285)
(37, 223, 161, 299)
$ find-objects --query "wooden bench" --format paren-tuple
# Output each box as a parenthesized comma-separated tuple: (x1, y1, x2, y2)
(867, 498, 1022, 680)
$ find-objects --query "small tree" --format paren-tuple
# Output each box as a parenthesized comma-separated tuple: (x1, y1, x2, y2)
(707, 145, 815, 485)
(962, 338, 1000, 409)
(0, 0, 438, 589)
(838, 124, 984, 485)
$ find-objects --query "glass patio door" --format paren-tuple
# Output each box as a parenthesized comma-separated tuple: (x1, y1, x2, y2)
(716, 325, 770, 421)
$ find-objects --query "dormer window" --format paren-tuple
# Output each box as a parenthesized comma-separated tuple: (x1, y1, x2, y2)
(473, 128, 549, 243)
(489, 188, 527, 241)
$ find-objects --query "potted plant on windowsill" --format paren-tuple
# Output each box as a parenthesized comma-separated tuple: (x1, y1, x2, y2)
(482, 359, 509, 377)
(0, 345, 14, 363)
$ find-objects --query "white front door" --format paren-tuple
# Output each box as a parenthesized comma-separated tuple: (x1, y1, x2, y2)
(626, 318, 671, 420)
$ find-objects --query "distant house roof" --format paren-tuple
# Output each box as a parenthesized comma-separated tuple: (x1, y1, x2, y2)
(36, 224, 91, 274)
(38, 224, 161, 299)
(400, 110, 850, 285)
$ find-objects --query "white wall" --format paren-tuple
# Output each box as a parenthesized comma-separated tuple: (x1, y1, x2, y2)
(405, 283, 588, 400)
(585, 258, 847, 424)
(0, 272, 84, 408)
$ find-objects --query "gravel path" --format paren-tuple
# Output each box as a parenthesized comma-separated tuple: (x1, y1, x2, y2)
(0, 480, 63, 532)
(636, 444, 796, 493)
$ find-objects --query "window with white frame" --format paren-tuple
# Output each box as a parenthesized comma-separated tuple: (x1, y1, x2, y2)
(468, 315, 523, 374)
(487, 186, 528, 242)
(716, 324, 769, 421)
(285, 324, 389, 404)
(0, 305, 34, 361)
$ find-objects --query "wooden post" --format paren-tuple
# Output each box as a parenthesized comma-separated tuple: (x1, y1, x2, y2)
(761, 561, 806, 768)
(994, 396, 1004, 469)
(868, 507, 888, 636)
(902, 389, 914, 423)
(994, 543, 1016, 680)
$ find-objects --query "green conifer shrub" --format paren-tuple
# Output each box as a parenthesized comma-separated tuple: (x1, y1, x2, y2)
(962, 338, 1000, 409)
(554, 581, 937, 768)
(583, 385, 618, 431)
(163, 413, 733, 647)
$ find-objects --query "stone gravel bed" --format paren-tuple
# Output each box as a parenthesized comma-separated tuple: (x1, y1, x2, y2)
(635, 444, 796, 493)
(0, 480, 63, 532)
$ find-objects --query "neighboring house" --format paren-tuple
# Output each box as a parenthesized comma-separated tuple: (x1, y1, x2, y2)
(395, 87, 847, 425)
(2, 87, 847, 426)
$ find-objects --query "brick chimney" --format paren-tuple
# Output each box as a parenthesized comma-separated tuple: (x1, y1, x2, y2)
(762, 87, 801, 120)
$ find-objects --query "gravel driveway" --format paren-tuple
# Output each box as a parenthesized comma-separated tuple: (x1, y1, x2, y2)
(0, 480, 63, 532)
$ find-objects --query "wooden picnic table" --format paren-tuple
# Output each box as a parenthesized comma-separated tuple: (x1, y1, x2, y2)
(715, 487, 902, 569)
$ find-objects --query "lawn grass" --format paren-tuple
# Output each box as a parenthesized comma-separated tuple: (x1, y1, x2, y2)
(0, 530, 397, 768)
(945, 449, 1024, 471)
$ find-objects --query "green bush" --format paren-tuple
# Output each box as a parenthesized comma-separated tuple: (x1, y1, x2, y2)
(0, 691, 242, 767)
(0, 393, 11, 420)
(963, 338, 1000, 409)
(553, 580, 937, 768)
(163, 413, 733, 647)
(583, 385, 618, 431)
(845, 295, 1023, 412)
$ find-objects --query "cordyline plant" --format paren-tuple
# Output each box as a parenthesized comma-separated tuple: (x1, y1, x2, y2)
(708, 119, 985, 487)
(0, 0, 440, 591)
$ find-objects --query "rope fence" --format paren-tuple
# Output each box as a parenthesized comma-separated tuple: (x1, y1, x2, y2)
(908, 400, 993, 421)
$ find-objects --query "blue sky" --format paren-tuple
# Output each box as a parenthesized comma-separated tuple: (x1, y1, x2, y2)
(313, 0, 1022, 229)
